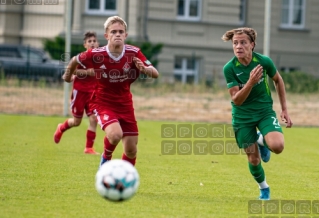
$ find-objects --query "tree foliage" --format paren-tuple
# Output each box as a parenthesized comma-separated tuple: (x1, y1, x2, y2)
(43, 37, 163, 69)
(43, 36, 84, 60)
(269, 71, 319, 93)
(126, 40, 163, 68)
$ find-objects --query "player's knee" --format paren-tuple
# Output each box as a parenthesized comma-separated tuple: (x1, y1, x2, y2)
(125, 149, 137, 159)
(73, 120, 82, 126)
(89, 121, 97, 129)
(249, 158, 260, 166)
(266, 133, 285, 154)
(247, 155, 260, 166)
(89, 116, 97, 125)
(272, 142, 284, 154)
(108, 132, 123, 144)
(124, 146, 137, 158)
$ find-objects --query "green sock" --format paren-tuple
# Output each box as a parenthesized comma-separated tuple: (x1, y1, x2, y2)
(249, 162, 265, 183)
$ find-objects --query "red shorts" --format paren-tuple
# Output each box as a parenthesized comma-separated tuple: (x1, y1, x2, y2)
(70, 89, 93, 118)
(92, 104, 138, 136)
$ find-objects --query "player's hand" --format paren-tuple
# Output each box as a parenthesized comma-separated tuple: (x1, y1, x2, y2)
(62, 73, 67, 81)
(70, 75, 76, 82)
(62, 68, 72, 82)
(133, 57, 146, 73)
(248, 64, 263, 86)
(280, 110, 293, 128)
(88, 68, 95, 76)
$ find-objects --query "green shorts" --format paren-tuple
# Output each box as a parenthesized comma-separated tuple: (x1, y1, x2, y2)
(233, 110, 283, 149)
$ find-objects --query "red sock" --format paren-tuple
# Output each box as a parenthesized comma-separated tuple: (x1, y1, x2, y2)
(60, 120, 71, 132)
(86, 130, 96, 148)
(122, 153, 136, 166)
(103, 137, 116, 160)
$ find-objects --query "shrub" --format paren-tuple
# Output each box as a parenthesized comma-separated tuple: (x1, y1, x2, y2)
(269, 71, 319, 93)
(43, 36, 85, 60)
(126, 40, 163, 68)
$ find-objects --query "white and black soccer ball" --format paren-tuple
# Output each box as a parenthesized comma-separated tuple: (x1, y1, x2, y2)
(95, 159, 140, 202)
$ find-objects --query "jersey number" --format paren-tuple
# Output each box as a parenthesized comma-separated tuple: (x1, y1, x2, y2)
(271, 116, 281, 128)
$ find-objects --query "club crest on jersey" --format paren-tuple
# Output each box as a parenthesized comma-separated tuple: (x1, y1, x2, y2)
(103, 114, 109, 121)
(123, 62, 131, 73)
(100, 64, 106, 69)
(144, 60, 151, 65)
(102, 72, 108, 78)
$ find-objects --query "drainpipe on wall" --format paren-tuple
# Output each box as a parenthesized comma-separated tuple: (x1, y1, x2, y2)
(263, 0, 271, 57)
(63, 0, 73, 117)
(19, 4, 25, 44)
(264, 0, 271, 85)
(125, 0, 129, 29)
(143, 0, 149, 41)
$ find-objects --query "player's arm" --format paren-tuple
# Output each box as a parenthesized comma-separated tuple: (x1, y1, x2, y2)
(63, 57, 94, 82)
(62, 56, 78, 83)
(133, 57, 159, 78)
(271, 72, 293, 127)
(272, 72, 286, 109)
(229, 85, 253, 106)
(65, 49, 96, 82)
(143, 65, 159, 78)
(229, 64, 263, 106)
(74, 68, 95, 77)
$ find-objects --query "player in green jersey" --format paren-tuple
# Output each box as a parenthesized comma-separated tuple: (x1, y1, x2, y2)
(221, 27, 293, 200)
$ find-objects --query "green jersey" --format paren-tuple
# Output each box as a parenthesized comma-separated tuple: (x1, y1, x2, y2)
(223, 52, 277, 124)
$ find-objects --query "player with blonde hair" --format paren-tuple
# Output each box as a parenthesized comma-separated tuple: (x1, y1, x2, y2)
(63, 16, 159, 167)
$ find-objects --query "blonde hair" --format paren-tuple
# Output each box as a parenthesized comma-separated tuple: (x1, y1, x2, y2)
(222, 27, 257, 50)
(103, 16, 127, 33)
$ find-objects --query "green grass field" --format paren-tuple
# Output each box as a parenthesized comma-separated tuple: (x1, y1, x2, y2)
(0, 114, 318, 218)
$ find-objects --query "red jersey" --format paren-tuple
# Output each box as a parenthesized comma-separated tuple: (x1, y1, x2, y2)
(73, 63, 96, 92)
(76, 44, 152, 112)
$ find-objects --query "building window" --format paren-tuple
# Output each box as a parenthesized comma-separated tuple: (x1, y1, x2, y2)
(239, 0, 247, 24)
(177, 0, 201, 21)
(281, 0, 305, 29)
(280, 67, 299, 73)
(174, 57, 199, 84)
(86, 0, 117, 15)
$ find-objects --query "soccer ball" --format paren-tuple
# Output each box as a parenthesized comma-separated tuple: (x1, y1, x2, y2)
(95, 159, 140, 201)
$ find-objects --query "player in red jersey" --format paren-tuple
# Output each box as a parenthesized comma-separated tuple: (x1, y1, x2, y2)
(62, 16, 159, 166)
(54, 31, 100, 155)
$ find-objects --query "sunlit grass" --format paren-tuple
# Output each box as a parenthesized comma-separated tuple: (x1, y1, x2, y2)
(0, 114, 318, 218)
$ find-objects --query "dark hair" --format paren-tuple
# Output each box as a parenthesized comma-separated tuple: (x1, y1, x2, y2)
(83, 31, 97, 42)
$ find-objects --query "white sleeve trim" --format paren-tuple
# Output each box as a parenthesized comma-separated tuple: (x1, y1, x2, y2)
(76, 54, 87, 69)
